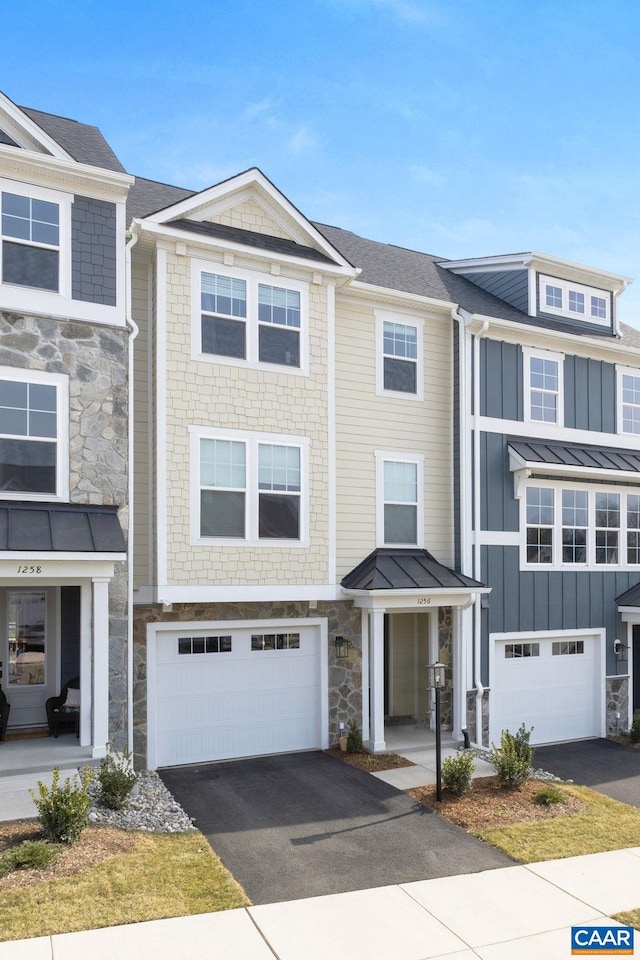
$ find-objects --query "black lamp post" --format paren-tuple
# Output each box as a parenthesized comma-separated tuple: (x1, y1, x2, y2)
(428, 662, 446, 802)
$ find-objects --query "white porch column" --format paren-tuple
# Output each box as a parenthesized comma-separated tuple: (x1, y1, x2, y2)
(79, 581, 92, 747)
(368, 610, 386, 753)
(452, 606, 465, 741)
(92, 577, 110, 759)
(361, 608, 370, 742)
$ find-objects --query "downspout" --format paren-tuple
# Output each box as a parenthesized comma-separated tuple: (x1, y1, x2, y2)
(125, 223, 140, 755)
(472, 319, 489, 743)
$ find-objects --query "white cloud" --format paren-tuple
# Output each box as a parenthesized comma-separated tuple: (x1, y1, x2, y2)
(409, 164, 446, 187)
(287, 125, 318, 155)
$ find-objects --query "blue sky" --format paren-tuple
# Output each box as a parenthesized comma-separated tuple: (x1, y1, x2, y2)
(4, 0, 640, 323)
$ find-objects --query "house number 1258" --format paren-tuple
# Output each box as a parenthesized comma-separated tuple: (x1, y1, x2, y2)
(17, 565, 42, 575)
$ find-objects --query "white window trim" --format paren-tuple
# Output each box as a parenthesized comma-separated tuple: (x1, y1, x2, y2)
(538, 273, 611, 327)
(522, 346, 564, 426)
(375, 449, 424, 548)
(0, 365, 69, 502)
(616, 364, 640, 436)
(190, 257, 309, 375)
(189, 425, 310, 547)
(374, 309, 424, 401)
(518, 478, 640, 571)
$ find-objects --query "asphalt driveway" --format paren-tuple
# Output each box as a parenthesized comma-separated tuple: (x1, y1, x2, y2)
(535, 738, 640, 807)
(160, 750, 511, 904)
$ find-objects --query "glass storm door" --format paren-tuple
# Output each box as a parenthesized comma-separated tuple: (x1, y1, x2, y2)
(4, 589, 57, 728)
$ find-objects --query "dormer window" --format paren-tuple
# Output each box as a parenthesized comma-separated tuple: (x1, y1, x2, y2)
(539, 275, 611, 327)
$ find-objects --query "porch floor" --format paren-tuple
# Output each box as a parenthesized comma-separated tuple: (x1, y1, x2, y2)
(379, 722, 495, 789)
(0, 731, 95, 777)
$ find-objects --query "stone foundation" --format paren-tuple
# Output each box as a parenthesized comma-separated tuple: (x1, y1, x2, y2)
(466, 688, 490, 746)
(607, 675, 630, 736)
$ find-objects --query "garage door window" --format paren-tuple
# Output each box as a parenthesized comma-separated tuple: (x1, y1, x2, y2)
(552, 640, 584, 656)
(251, 633, 300, 651)
(178, 635, 232, 655)
(504, 643, 539, 658)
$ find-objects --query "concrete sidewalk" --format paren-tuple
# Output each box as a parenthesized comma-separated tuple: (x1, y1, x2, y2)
(1, 847, 638, 959)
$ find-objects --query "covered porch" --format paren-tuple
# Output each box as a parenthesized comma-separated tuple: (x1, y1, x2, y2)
(341, 547, 489, 753)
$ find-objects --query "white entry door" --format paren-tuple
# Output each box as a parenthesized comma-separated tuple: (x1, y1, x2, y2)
(3, 588, 58, 728)
(152, 623, 322, 768)
(491, 632, 602, 745)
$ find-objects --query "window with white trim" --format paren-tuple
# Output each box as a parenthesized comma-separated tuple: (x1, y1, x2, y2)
(617, 367, 640, 435)
(375, 310, 423, 399)
(194, 260, 306, 371)
(538, 274, 611, 327)
(376, 451, 423, 546)
(192, 428, 307, 545)
(522, 482, 640, 569)
(0, 368, 68, 499)
(1, 191, 59, 292)
(523, 349, 563, 424)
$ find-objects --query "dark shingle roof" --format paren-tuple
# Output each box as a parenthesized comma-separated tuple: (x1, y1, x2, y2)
(509, 439, 640, 475)
(0, 128, 19, 148)
(0, 502, 126, 552)
(620, 323, 640, 349)
(19, 106, 126, 173)
(168, 218, 336, 263)
(127, 176, 196, 221)
(616, 582, 640, 606)
(341, 547, 486, 591)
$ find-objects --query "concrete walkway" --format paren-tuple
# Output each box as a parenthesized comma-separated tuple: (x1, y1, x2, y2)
(1, 847, 638, 959)
(377, 726, 495, 789)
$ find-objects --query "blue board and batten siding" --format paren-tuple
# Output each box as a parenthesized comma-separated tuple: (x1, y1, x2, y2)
(71, 197, 117, 306)
(460, 269, 529, 314)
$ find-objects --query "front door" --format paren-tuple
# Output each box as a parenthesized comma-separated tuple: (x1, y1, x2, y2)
(3, 588, 58, 728)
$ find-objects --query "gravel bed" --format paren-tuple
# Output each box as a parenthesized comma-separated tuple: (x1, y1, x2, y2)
(86, 770, 195, 833)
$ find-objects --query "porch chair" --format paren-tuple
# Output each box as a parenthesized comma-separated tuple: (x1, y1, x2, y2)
(0, 688, 9, 741)
(46, 676, 80, 738)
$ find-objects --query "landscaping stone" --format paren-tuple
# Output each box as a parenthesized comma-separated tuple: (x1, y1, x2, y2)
(87, 771, 195, 833)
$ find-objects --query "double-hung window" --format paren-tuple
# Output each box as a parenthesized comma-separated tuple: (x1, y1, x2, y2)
(376, 451, 423, 546)
(617, 367, 640, 435)
(194, 261, 306, 371)
(1, 184, 65, 294)
(193, 428, 307, 544)
(0, 368, 68, 500)
(595, 492, 619, 564)
(375, 310, 423, 399)
(523, 348, 563, 425)
(526, 487, 553, 563)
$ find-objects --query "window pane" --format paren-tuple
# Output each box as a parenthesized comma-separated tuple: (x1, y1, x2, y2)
(3, 242, 59, 291)
(595, 493, 619, 528)
(258, 492, 300, 538)
(530, 390, 557, 422)
(628, 495, 640, 530)
(383, 356, 417, 393)
(562, 528, 587, 563)
(29, 411, 57, 439)
(384, 503, 417, 544)
(31, 199, 59, 227)
(526, 487, 554, 525)
(200, 490, 245, 537)
(0, 438, 56, 493)
(258, 445, 300, 492)
(258, 325, 299, 366)
(526, 526, 552, 563)
(2, 193, 30, 218)
(0, 381, 27, 409)
(384, 461, 417, 503)
(201, 315, 245, 359)
(29, 384, 56, 413)
(591, 296, 607, 319)
(545, 285, 562, 308)
(2, 214, 30, 240)
(383, 322, 417, 360)
(258, 285, 300, 328)
(7, 591, 46, 687)
(595, 530, 618, 564)
(201, 273, 246, 318)
(200, 439, 245, 489)
(562, 490, 588, 526)
(628, 531, 640, 564)
(568, 290, 585, 313)
(530, 358, 558, 391)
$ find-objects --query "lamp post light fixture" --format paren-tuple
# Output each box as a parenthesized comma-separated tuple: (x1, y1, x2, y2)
(334, 635, 350, 659)
(428, 662, 446, 802)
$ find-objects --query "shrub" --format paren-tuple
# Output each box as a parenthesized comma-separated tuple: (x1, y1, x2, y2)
(97, 743, 137, 810)
(491, 723, 534, 788)
(346, 720, 364, 753)
(0, 840, 58, 876)
(30, 766, 93, 844)
(630, 711, 640, 743)
(533, 784, 566, 807)
(442, 751, 475, 797)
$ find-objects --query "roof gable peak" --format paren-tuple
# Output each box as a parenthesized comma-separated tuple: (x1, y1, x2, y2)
(0, 91, 73, 161)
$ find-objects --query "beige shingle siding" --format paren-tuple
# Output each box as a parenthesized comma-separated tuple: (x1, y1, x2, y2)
(335, 296, 453, 579)
(206, 198, 291, 240)
(132, 259, 150, 590)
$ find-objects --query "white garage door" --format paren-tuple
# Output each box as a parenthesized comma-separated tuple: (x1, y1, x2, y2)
(491, 634, 602, 745)
(152, 624, 322, 767)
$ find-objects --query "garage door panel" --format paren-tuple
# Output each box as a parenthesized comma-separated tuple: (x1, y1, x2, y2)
(154, 625, 322, 767)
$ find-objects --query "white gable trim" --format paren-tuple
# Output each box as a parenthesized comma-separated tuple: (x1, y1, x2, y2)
(0, 92, 74, 161)
(144, 167, 352, 269)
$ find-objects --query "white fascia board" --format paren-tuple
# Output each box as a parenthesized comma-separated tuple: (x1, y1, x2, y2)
(529, 251, 633, 293)
(0, 145, 134, 200)
(439, 253, 534, 273)
(346, 279, 455, 315)
(143, 168, 354, 270)
(341, 586, 490, 611)
(134, 584, 342, 604)
(0, 93, 74, 160)
(0, 553, 125, 562)
(511, 461, 640, 485)
(132, 219, 357, 280)
(619, 607, 640, 621)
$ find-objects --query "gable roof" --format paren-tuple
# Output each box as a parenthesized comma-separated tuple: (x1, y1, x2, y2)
(126, 175, 196, 221)
(18, 106, 126, 173)
(169, 218, 336, 264)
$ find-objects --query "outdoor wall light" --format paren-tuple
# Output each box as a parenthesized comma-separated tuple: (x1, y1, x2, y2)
(614, 639, 628, 662)
(334, 635, 350, 659)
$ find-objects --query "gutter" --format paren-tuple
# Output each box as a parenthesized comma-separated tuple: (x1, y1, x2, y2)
(125, 223, 140, 755)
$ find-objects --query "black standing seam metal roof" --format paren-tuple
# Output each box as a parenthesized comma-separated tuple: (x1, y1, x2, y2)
(0, 503, 126, 553)
(508, 439, 640, 474)
(341, 548, 486, 592)
(616, 582, 640, 606)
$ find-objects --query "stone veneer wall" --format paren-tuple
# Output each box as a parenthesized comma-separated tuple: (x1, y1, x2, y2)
(438, 606, 453, 729)
(132, 599, 362, 769)
(607, 675, 630, 736)
(0, 310, 129, 743)
(466, 688, 490, 746)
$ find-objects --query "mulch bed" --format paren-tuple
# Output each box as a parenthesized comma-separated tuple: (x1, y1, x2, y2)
(409, 776, 586, 831)
(325, 747, 415, 773)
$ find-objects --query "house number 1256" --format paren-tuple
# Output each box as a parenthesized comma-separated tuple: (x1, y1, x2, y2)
(17, 565, 42, 575)
(416, 597, 431, 605)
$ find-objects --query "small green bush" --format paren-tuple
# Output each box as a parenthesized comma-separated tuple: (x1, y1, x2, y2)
(346, 720, 364, 753)
(30, 766, 93, 844)
(0, 840, 58, 876)
(97, 743, 137, 810)
(533, 784, 566, 807)
(442, 751, 475, 797)
(630, 711, 640, 743)
(491, 723, 535, 788)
